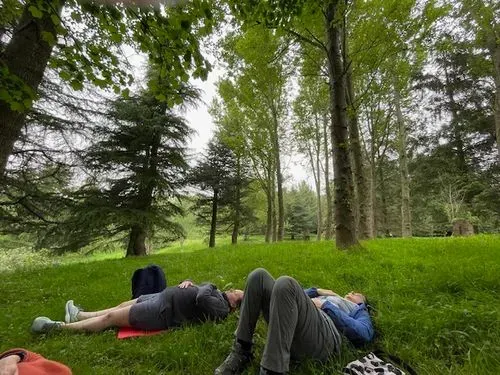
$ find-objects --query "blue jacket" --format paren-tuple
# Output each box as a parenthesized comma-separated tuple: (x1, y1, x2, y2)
(304, 287, 374, 346)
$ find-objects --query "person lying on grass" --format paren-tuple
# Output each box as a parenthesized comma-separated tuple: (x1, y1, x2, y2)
(31, 279, 244, 334)
(215, 268, 374, 375)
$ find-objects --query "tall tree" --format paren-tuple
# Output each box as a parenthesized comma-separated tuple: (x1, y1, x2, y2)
(228, 0, 361, 248)
(456, 0, 500, 159)
(293, 74, 329, 241)
(217, 26, 290, 241)
(211, 101, 254, 245)
(68, 87, 195, 256)
(190, 138, 238, 248)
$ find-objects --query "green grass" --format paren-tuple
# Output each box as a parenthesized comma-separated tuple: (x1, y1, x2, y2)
(1, 235, 499, 374)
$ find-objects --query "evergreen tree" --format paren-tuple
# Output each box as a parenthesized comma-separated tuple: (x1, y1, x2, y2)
(190, 138, 237, 248)
(64, 88, 195, 256)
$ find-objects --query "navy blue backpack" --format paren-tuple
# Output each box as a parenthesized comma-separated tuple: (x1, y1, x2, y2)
(131, 264, 167, 299)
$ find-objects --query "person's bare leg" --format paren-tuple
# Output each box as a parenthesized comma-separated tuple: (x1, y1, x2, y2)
(62, 305, 133, 332)
(76, 299, 138, 320)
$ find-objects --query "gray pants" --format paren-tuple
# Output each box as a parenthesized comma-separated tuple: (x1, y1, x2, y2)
(236, 268, 341, 373)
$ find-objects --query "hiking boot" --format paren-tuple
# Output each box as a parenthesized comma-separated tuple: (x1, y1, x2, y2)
(31, 317, 64, 333)
(214, 342, 252, 375)
(64, 300, 82, 323)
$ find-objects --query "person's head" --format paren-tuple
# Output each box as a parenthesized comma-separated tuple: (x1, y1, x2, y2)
(345, 291, 367, 305)
(224, 289, 244, 310)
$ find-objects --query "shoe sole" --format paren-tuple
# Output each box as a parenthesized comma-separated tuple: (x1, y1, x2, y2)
(64, 300, 73, 323)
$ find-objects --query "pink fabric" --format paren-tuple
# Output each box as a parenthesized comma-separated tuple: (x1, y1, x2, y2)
(1, 348, 72, 375)
(117, 327, 166, 339)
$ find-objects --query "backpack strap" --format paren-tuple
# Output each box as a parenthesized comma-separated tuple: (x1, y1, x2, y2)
(372, 349, 418, 375)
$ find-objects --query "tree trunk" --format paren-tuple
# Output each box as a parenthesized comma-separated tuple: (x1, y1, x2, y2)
(369, 162, 376, 237)
(323, 113, 333, 240)
(126, 224, 148, 256)
(368, 106, 378, 237)
(325, 0, 358, 249)
(378, 162, 390, 236)
(265, 166, 272, 242)
(315, 116, 322, 241)
(265, 187, 272, 243)
(307, 115, 323, 241)
(209, 188, 218, 248)
(0, 0, 65, 177)
(271, 185, 277, 242)
(394, 84, 412, 237)
(231, 158, 241, 245)
(271, 115, 285, 241)
(491, 43, 500, 160)
(345, 59, 371, 239)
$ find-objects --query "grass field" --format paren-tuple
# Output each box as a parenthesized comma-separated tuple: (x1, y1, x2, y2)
(0, 235, 499, 374)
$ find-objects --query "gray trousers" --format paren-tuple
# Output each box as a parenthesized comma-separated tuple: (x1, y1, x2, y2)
(236, 268, 341, 373)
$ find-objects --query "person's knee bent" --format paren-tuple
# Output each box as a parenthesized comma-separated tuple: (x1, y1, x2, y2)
(247, 268, 272, 285)
(273, 276, 300, 295)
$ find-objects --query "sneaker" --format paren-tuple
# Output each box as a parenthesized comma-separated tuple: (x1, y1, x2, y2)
(31, 317, 64, 333)
(64, 300, 81, 323)
(214, 342, 252, 375)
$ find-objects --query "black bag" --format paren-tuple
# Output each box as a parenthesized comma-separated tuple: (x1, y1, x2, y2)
(131, 264, 167, 299)
(343, 350, 417, 375)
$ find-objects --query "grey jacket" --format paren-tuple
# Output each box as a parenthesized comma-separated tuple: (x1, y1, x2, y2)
(162, 283, 230, 327)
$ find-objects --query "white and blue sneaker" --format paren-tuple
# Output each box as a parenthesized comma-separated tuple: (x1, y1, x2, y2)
(64, 300, 81, 323)
(31, 316, 64, 333)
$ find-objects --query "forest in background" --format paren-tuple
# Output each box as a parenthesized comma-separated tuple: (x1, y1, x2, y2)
(1, 0, 499, 256)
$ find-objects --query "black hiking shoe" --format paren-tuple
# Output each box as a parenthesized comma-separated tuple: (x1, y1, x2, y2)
(214, 342, 253, 375)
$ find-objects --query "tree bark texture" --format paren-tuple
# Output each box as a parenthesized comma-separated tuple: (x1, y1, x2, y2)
(394, 84, 412, 237)
(127, 224, 148, 256)
(323, 113, 334, 240)
(265, 167, 272, 242)
(271, 115, 285, 241)
(231, 158, 241, 245)
(0, 0, 65, 177)
(378, 163, 390, 236)
(345, 59, 371, 239)
(209, 188, 218, 248)
(325, 0, 358, 249)
(492, 43, 500, 160)
(314, 116, 322, 241)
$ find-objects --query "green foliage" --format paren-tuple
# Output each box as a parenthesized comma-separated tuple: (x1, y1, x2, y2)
(284, 182, 316, 240)
(1, 0, 216, 111)
(47, 90, 195, 254)
(0, 236, 499, 374)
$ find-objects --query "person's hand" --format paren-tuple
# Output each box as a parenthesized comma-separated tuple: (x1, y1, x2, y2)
(0, 355, 20, 375)
(178, 280, 194, 288)
(317, 288, 337, 296)
(311, 298, 324, 309)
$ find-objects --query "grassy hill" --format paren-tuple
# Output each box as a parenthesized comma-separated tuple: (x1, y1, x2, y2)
(1, 236, 499, 374)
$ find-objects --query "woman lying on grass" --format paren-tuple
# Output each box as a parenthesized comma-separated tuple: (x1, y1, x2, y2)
(31, 279, 244, 334)
(215, 268, 374, 375)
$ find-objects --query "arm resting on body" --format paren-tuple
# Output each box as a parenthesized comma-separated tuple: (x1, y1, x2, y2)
(304, 287, 338, 298)
(321, 301, 374, 346)
(196, 283, 230, 321)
